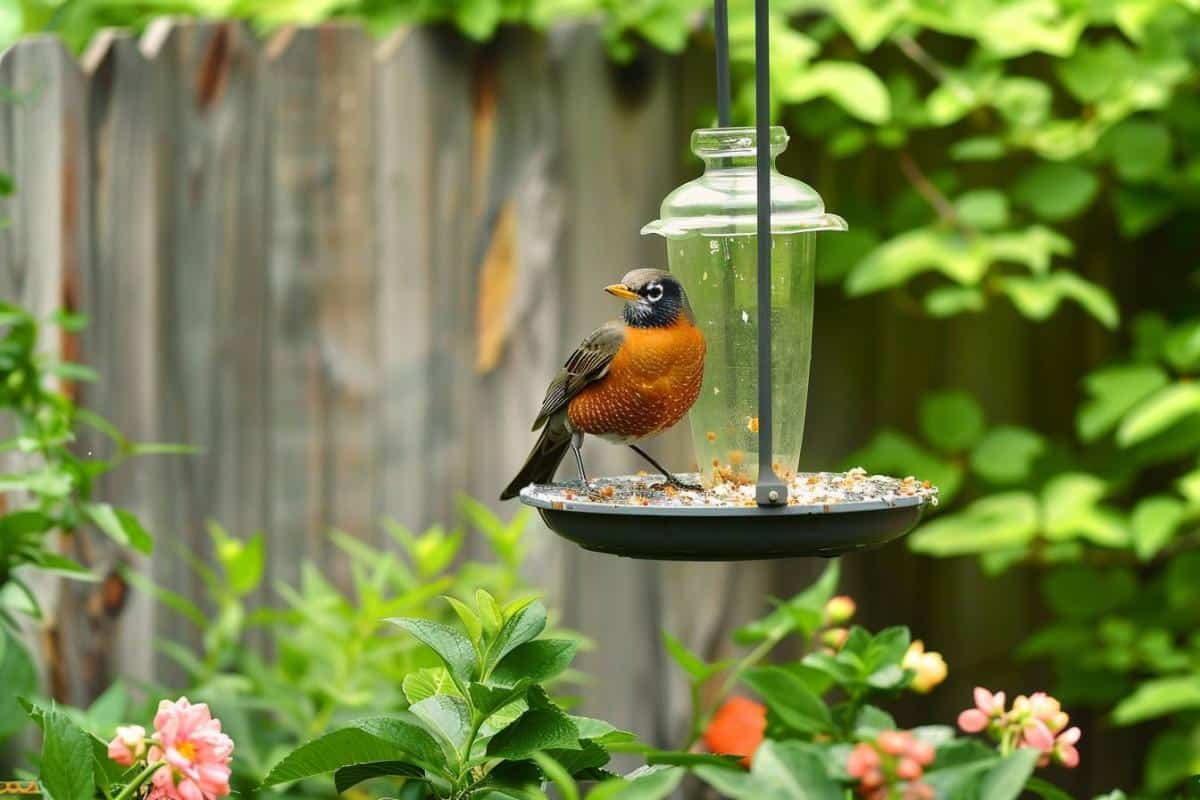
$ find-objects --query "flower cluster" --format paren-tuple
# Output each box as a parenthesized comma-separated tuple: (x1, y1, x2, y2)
(902, 640, 947, 693)
(107, 697, 234, 800)
(704, 696, 767, 767)
(846, 730, 936, 800)
(958, 688, 1081, 768)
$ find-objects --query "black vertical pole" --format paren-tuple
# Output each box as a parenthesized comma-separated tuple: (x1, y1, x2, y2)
(714, 0, 731, 127)
(754, 0, 786, 506)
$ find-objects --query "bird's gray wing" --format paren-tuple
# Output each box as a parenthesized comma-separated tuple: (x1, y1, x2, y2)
(531, 320, 625, 431)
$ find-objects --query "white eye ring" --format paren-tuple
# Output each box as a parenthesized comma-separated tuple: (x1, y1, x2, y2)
(646, 284, 663, 302)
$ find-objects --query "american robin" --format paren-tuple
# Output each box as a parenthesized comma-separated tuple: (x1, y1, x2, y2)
(500, 268, 706, 500)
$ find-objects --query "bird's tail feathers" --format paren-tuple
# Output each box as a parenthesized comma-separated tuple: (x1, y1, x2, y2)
(500, 420, 572, 501)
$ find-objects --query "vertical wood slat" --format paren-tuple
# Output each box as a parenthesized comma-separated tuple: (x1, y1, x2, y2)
(263, 24, 379, 590)
(78, 30, 164, 695)
(0, 36, 92, 704)
(144, 20, 269, 661)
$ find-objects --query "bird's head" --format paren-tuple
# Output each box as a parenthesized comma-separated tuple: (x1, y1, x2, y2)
(605, 269, 692, 328)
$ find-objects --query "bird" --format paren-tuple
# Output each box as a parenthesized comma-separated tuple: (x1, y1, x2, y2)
(500, 268, 706, 501)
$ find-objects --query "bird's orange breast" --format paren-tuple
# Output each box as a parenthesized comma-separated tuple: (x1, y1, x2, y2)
(567, 320, 706, 441)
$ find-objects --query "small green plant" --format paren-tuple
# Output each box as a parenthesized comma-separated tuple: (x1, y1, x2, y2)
(261, 591, 647, 799)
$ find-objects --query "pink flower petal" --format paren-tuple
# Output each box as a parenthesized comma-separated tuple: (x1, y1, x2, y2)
(958, 709, 989, 733)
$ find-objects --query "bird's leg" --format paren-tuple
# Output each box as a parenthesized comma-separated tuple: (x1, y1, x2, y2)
(629, 444, 702, 491)
(571, 432, 589, 486)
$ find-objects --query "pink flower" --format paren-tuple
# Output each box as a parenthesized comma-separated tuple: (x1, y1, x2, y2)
(846, 743, 880, 778)
(107, 725, 147, 767)
(896, 757, 922, 781)
(958, 687, 1006, 733)
(146, 698, 233, 800)
(1054, 727, 1081, 769)
(1020, 719, 1055, 753)
(974, 687, 1006, 716)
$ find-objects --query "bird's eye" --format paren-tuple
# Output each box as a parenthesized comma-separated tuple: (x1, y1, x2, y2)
(646, 284, 664, 302)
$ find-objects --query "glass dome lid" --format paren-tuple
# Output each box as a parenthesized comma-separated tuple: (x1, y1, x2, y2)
(642, 126, 847, 238)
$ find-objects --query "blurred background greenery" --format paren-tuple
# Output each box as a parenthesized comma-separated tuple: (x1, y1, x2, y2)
(2, 0, 1200, 796)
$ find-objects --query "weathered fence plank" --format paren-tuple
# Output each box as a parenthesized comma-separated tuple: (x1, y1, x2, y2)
(79, 29, 166, 694)
(263, 24, 380, 589)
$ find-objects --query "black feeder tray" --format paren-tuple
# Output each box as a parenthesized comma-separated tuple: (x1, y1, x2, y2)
(520, 473, 936, 561)
(517, 0, 938, 560)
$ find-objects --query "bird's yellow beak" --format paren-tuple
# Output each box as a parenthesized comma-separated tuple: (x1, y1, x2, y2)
(604, 284, 639, 301)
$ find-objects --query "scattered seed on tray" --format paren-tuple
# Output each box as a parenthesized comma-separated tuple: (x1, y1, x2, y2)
(523, 467, 939, 510)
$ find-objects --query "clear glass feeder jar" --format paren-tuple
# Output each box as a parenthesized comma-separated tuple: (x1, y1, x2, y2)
(643, 126, 846, 488)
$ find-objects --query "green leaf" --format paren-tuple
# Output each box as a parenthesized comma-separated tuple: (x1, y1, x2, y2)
(1163, 321, 1200, 372)
(486, 708, 581, 759)
(445, 595, 483, 645)
(816, 228, 879, 284)
(1042, 565, 1137, 620)
(955, 190, 1009, 231)
(847, 228, 987, 295)
(920, 390, 985, 452)
(1078, 364, 1169, 442)
(662, 631, 720, 682)
(588, 765, 685, 800)
(924, 286, 985, 317)
(454, 0, 502, 39)
(334, 761, 424, 793)
(410, 695, 471, 758)
(84, 503, 153, 555)
(209, 523, 263, 595)
(783, 61, 890, 124)
(750, 741, 842, 800)
(265, 726, 428, 786)
(1025, 776, 1076, 800)
(39, 709, 94, 800)
(979, 748, 1040, 800)
(970, 427, 1046, 484)
(950, 137, 1006, 161)
(734, 561, 839, 644)
(388, 617, 478, 692)
(491, 638, 580, 688)
(910, 492, 1039, 556)
(1041, 473, 1127, 546)
(1112, 676, 1200, 725)
(485, 600, 547, 673)
(1012, 163, 1099, 221)
(997, 273, 1119, 329)
(1131, 496, 1184, 560)
(1144, 729, 1200, 794)
(1114, 185, 1175, 238)
(742, 666, 834, 735)
(0, 632, 36, 738)
(1104, 119, 1172, 182)
(1117, 383, 1200, 447)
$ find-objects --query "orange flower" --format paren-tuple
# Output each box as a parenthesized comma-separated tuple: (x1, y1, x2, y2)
(704, 696, 767, 767)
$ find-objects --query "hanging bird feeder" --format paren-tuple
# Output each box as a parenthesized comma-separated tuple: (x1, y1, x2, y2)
(518, 0, 937, 560)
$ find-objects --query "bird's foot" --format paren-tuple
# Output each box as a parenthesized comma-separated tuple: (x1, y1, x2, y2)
(654, 474, 703, 493)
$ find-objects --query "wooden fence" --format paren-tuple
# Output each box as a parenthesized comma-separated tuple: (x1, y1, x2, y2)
(0, 21, 1138, 792)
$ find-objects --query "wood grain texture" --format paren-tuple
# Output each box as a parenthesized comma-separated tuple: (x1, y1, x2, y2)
(79, 29, 166, 692)
(143, 20, 270, 657)
(263, 24, 379, 590)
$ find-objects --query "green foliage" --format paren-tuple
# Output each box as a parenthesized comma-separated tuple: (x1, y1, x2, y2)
(659, 563, 1075, 800)
(264, 593, 635, 799)
(0, 304, 167, 626)
(856, 316, 1200, 795)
